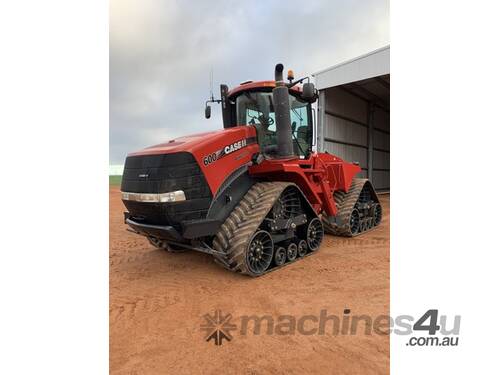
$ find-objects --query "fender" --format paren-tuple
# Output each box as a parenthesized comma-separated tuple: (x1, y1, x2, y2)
(180, 166, 257, 240)
(207, 165, 257, 222)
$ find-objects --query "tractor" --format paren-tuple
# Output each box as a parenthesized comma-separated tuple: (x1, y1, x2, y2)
(121, 64, 382, 276)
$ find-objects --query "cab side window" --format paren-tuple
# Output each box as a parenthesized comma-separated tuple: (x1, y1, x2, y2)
(290, 103, 311, 157)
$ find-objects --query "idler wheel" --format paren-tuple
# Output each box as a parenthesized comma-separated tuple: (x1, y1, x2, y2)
(246, 230, 274, 275)
(373, 203, 382, 226)
(307, 218, 324, 251)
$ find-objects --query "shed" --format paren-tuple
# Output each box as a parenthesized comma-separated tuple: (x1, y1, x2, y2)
(314, 45, 390, 191)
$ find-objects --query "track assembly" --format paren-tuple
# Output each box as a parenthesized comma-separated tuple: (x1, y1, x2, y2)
(212, 182, 326, 276)
(322, 178, 382, 237)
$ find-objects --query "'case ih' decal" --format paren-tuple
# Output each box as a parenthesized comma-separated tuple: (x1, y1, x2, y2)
(203, 137, 256, 166)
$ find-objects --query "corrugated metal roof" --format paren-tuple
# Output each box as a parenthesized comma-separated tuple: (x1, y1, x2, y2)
(313, 45, 390, 90)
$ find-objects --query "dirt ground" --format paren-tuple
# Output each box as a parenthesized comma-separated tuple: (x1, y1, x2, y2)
(110, 186, 390, 374)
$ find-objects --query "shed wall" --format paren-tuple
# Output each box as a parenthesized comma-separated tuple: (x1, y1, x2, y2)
(320, 86, 389, 190)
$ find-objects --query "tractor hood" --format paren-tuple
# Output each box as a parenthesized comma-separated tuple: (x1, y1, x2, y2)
(129, 129, 226, 156)
(126, 125, 260, 194)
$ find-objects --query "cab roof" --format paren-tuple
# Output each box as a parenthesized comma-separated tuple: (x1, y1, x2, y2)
(227, 80, 303, 97)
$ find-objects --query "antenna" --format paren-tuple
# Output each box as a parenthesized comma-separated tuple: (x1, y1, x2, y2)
(204, 68, 222, 120)
(209, 68, 214, 101)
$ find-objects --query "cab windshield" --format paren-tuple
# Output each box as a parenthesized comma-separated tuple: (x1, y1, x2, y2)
(235, 91, 312, 157)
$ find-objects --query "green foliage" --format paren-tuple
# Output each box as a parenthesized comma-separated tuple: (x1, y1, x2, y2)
(109, 175, 122, 186)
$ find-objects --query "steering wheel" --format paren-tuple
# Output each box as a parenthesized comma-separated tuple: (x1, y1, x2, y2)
(258, 115, 274, 126)
(248, 115, 274, 126)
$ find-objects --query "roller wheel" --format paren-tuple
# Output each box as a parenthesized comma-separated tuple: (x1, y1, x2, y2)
(360, 219, 367, 232)
(274, 247, 286, 266)
(287, 243, 298, 261)
(307, 218, 324, 251)
(373, 203, 382, 226)
(297, 240, 308, 257)
(367, 218, 374, 230)
(349, 209, 360, 235)
(246, 230, 274, 275)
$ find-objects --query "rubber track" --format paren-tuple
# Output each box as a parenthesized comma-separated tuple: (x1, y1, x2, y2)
(212, 181, 298, 276)
(323, 178, 380, 237)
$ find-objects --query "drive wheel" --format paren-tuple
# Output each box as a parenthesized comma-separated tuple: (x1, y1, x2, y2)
(246, 231, 274, 275)
(287, 243, 298, 261)
(274, 247, 286, 266)
(297, 240, 308, 257)
(307, 218, 324, 251)
(271, 187, 302, 220)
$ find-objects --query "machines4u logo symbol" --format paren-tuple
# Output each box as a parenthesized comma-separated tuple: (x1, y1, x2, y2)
(200, 310, 237, 346)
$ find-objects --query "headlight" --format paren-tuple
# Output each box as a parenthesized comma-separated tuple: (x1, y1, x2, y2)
(159, 190, 186, 202)
(121, 190, 186, 203)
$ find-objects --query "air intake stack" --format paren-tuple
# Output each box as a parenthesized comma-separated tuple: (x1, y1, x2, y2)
(273, 63, 295, 158)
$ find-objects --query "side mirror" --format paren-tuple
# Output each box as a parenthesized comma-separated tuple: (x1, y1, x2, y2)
(205, 105, 211, 119)
(302, 82, 316, 102)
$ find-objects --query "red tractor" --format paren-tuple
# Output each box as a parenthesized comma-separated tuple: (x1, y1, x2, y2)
(121, 64, 382, 276)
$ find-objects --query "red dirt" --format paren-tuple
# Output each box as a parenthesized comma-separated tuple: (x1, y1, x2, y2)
(110, 187, 390, 374)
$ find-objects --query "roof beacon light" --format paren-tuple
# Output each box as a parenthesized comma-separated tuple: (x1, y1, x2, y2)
(287, 70, 294, 82)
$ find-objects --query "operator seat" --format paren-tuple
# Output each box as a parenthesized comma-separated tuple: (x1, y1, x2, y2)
(295, 125, 309, 156)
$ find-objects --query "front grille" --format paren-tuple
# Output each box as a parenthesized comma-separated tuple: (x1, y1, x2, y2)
(121, 152, 212, 228)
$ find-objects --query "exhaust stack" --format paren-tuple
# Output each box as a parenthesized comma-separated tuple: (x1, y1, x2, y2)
(273, 63, 295, 158)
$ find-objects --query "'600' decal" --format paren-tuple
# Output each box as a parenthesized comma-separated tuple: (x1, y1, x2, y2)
(203, 138, 255, 166)
(203, 152, 219, 166)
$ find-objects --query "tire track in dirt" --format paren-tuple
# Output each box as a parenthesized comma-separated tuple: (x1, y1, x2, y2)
(110, 294, 182, 324)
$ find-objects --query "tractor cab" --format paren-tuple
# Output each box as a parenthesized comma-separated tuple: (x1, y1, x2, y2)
(233, 87, 313, 158)
(206, 78, 316, 159)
